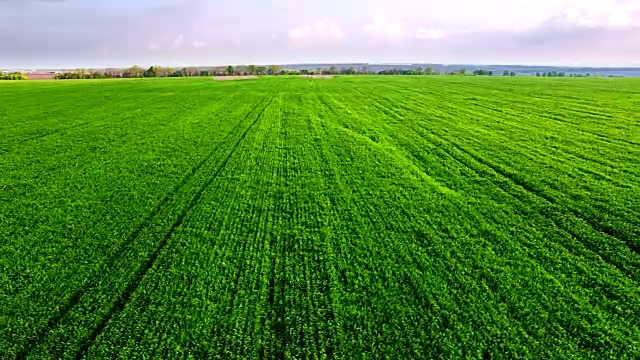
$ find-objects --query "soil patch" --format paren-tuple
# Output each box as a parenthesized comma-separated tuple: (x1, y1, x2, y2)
(299, 75, 334, 79)
(212, 75, 259, 81)
(27, 73, 56, 80)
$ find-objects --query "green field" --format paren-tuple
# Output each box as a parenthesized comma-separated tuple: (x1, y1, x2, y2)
(1, 76, 639, 358)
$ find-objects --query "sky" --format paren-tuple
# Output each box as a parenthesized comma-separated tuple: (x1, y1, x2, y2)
(1, 0, 639, 68)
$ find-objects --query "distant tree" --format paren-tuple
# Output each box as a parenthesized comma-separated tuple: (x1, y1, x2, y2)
(157, 66, 167, 77)
(127, 65, 144, 78)
(473, 69, 493, 76)
(256, 66, 266, 75)
(536, 72, 541, 77)
(57, 70, 78, 79)
(144, 66, 158, 78)
(185, 67, 198, 76)
(328, 65, 338, 75)
(159, 67, 173, 77)
(503, 70, 510, 76)
(510, 71, 516, 76)
(458, 68, 467, 75)
(425, 67, 434, 75)
(248, 65, 257, 75)
(13, 72, 29, 80)
(1, 72, 28, 80)
(225, 65, 235, 76)
(379, 68, 423, 75)
(267, 65, 280, 75)
(103, 68, 120, 78)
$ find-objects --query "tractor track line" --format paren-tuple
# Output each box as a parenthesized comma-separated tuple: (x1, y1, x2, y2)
(16, 95, 269, 360)
(72, 94, 274, 360)
(350, 84, 640, 280)
(363, 84, 639, 253)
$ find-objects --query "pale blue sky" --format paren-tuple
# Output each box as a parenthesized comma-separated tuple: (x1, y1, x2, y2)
(1, 0, 639, 68)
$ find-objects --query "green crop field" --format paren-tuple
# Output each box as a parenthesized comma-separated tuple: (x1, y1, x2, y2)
(1, 76, 639, 359)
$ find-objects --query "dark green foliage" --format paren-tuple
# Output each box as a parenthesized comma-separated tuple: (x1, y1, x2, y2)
(1, 76, 639, 359)
(473, 69, 493, 76)
(0, 72, 29, 80)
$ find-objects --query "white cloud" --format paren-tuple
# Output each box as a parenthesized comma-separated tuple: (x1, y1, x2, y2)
(364, 16, 406, 42)
(2, 0, 640, 67)
(288, 21, 344, 46)
(171, 34, 184, 49)
(416, 27, 445, 40)
(564, 0, 639, 27)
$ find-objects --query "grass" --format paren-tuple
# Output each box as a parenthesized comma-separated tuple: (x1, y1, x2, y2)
(1, 76, 639, 358)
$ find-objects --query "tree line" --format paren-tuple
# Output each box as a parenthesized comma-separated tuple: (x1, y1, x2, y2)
(375, 68, 517, 76)
(46, 65, 597, 80)
(54, 66, 205, 79)
(51, 65, 530, 80)
(0, 72, 29, 80)
(534, 71, 591, 77)
(53, 64, 354, 79)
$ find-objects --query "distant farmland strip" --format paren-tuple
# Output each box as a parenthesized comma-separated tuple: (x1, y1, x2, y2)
(1, 76, 639, 358)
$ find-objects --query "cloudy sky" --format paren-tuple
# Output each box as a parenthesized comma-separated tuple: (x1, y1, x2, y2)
(1, 0, 639, 68)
